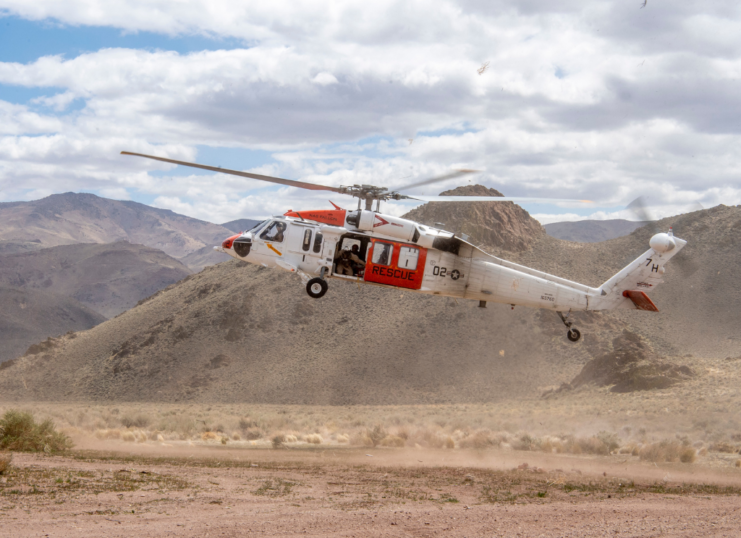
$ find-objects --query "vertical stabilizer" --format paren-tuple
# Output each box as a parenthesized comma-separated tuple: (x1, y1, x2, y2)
(591, 232, 686, 311)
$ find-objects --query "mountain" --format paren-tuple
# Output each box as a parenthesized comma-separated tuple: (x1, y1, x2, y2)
(401, 185, 545, 252)
(0, 287, 105, 365)
(0, 241, 191, 318)
(544, 219, 648, 243)
(221, 218, 262, 233)
(1, 202, 736, 404)
(0, 193, 234, 270)
(0, 240, 45, 256)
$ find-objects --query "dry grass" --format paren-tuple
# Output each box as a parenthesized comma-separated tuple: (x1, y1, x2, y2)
(0, 451, 11, 474)
(4, 387, 741, 468)
(0, 409, 72, 453)
(640, 441, 697, 463)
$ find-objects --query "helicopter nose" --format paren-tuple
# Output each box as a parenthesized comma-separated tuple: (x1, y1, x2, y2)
(222, 234, 239, 249)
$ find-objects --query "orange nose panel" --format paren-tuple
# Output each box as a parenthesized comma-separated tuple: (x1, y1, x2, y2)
(222, 234, 240, 249)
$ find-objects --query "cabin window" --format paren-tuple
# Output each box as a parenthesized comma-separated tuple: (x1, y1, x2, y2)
(371, 242, 393, 266)
(313, 232, 323, 253)
(259, 221, 286, 243)
(397, 246, 419, 270)
(302, 229, 312, 251)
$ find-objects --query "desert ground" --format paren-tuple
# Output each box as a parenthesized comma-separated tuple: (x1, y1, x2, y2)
(3, 356, 741, 538)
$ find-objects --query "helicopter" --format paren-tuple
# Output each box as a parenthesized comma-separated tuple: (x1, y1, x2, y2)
(122, 151, 687, 342)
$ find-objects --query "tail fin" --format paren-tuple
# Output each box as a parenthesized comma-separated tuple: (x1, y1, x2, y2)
(591, 230, 687, 311)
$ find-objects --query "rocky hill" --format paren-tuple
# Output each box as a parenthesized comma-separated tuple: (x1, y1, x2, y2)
(0, 242, 191, 318)
(0, 193, 234, 270)
(0, 287, 105, 365)
(544, 219, 648, 243)
(402, 185, 545, 252)
(0, 201, 736, 404)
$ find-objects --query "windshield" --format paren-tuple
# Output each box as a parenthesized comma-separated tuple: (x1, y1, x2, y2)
(248, 220, 268, 234)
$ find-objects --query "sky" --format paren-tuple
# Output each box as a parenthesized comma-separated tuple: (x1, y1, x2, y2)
(0, 1, 739, 225)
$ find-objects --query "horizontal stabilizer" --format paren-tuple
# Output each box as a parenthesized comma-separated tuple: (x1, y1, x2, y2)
(622, 290, 659, 312)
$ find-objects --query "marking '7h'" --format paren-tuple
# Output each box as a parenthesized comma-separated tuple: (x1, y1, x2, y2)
(646, 258, 659, 273)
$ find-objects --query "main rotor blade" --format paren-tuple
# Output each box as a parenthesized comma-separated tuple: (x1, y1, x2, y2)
(121, 151, 344, 193)
(395, 169, 479, 192)
(403, 195, 593, 204)
(626, 196, 659, 232)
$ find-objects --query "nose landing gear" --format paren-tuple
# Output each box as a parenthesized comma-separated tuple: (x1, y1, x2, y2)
(557, 311, 581, 342)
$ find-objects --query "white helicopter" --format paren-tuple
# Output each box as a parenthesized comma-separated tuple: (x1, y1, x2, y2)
(122, 151, 687, 342)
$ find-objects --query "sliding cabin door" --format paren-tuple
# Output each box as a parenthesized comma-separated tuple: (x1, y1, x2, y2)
(364, 239, 426, 290)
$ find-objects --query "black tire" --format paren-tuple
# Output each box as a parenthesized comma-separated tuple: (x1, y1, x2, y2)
(306, 277, 328, 299)
(567, 328, 581, 342)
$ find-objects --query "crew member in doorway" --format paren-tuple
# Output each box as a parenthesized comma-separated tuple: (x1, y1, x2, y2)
(335, 248, 366, 276)
(350, 244, 366, 275)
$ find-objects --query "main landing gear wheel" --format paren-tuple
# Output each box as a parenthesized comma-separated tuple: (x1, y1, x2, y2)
(306, 277, 328, 299)
(567, 328, 581, 342)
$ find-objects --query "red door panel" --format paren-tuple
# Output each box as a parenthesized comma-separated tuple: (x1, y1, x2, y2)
(364, 239, 427, 290)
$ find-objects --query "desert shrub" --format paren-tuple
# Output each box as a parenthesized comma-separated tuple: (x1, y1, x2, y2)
(305, 433, 323, 445)
(735, 459, 741, 468)
(0, 452, 11, 474)
(460, 431, 495, 450)
(120, 413, 151, 429)
(379, 435, 405, 447)
(640, 440, 683, 463)
(584, 437, 611, 455)
(596, 431, 621, 453)
(239, 417, 257, 430)
(244, 428, 262, 440)
(0, 410, 72, 453)
(336, 434, 349, 443)
(516, 433, 536, 451)
(680, 447, 696, 463)
(272, 434, 286, 448)
(231, 432, 241, 441)
(351, 432, 374, 447)
(201, 431, 218, 441)
(366, 425, 387, 447)
(122, 431, 135, 442)
(444, 436, 455, 449)
(709, 442, 736, 453)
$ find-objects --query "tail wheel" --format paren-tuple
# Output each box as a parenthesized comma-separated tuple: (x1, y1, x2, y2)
(567, 328, 581, 342)
(306, 277, 328, 299)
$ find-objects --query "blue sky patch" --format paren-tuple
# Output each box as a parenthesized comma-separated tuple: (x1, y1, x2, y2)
(0, 15, 248, 64)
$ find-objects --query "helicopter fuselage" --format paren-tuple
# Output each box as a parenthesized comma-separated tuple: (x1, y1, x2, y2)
(215, 208, 681, 316)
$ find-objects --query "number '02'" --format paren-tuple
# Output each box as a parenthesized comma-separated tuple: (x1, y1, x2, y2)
(433, 266, 447, 277)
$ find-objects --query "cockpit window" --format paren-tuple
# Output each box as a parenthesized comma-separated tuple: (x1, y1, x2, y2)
(259, 221, 287, 243)
(248, 220, 267, 233)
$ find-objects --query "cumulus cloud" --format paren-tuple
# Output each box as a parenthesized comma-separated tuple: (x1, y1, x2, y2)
(0, 0, 740, 222)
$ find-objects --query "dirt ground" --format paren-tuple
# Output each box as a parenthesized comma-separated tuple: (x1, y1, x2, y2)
(2, 444, 741, 537)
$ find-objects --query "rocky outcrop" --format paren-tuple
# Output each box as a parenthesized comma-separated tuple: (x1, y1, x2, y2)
(402, 185, 545, 252)
(570, 330, 694, 393)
